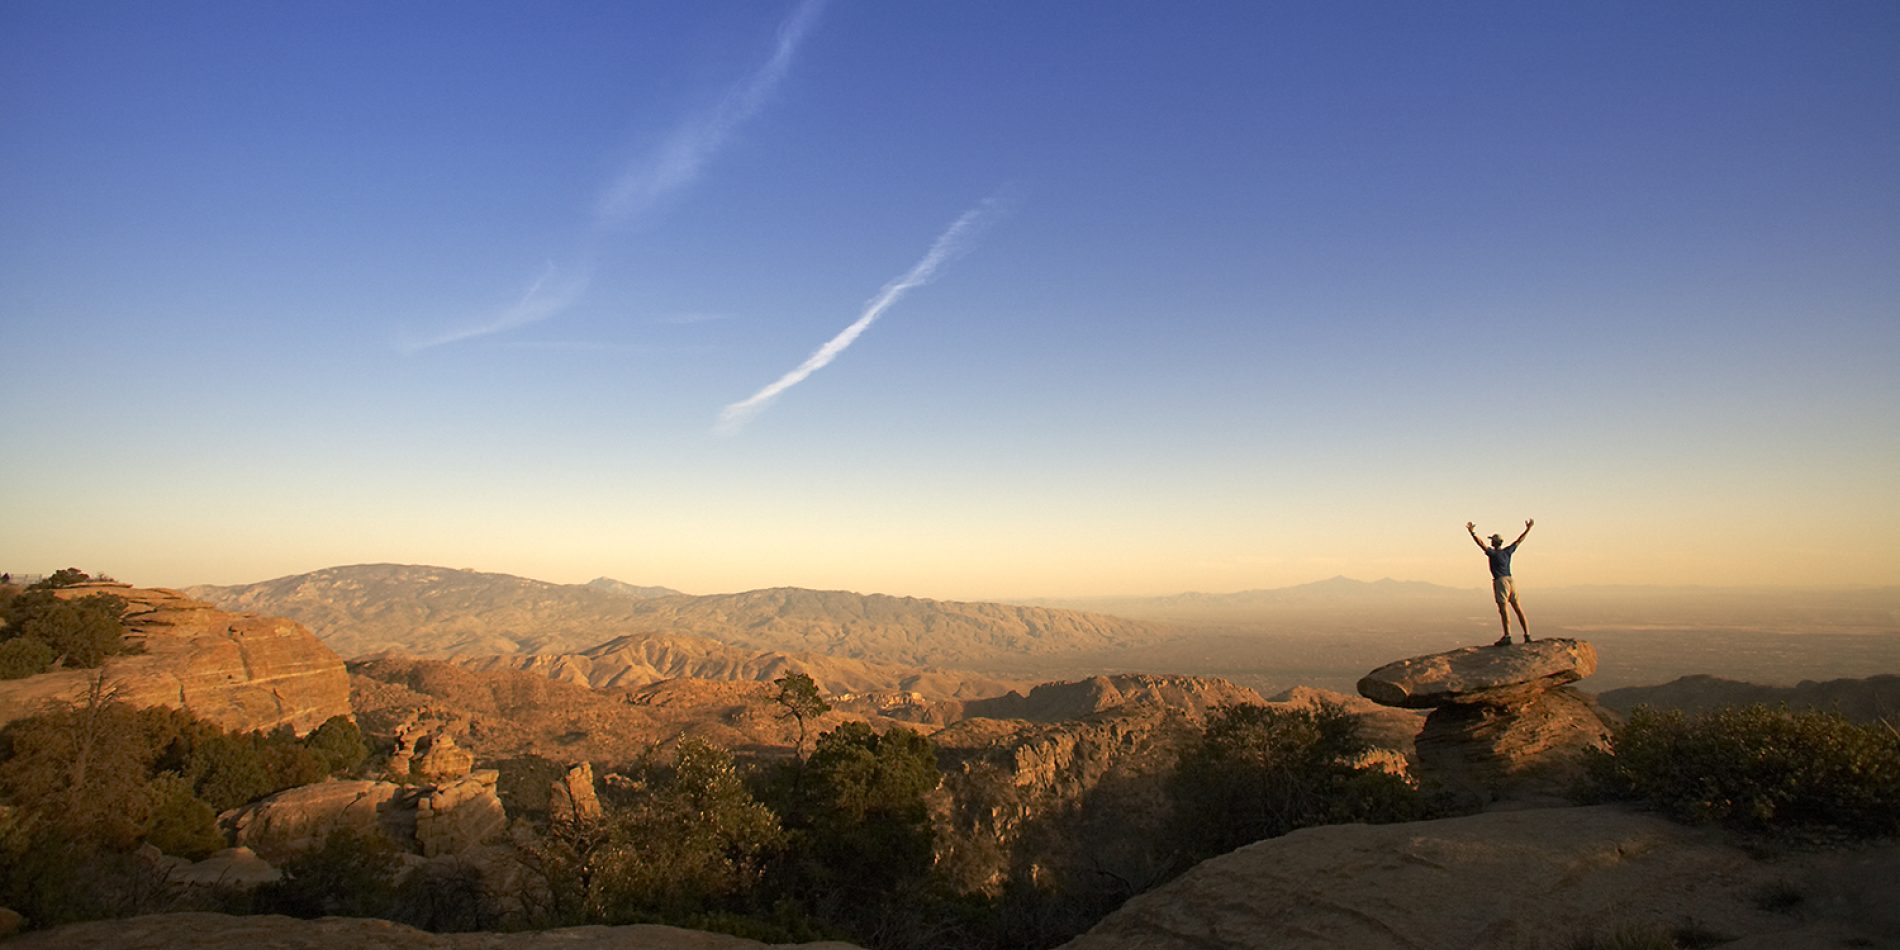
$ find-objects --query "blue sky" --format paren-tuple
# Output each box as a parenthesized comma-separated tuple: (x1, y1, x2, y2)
(4, 1, 1896, 597)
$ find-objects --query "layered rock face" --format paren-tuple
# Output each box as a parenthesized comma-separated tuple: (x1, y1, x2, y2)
(1358, 639, 1614, 803)
(0, 583, 351, 735)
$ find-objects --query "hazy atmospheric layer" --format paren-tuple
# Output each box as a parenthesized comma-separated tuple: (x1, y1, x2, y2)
(2, 3, 1896, 598)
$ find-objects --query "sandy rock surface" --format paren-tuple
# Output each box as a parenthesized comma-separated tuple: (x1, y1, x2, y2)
(1062, 804, 1899, 950)
(3, 913, 866, 949)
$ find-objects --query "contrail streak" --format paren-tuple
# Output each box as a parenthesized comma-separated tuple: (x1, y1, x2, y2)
(405, 0, 824, 352)
(398, 262, 592, 353)
(716, 194, 1007, 433)
(597, 0, 826, 223)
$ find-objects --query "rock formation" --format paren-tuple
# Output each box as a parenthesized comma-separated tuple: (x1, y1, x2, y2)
(0, 583, 351, 735)
(221, 772, 507, 862)
(549, 762, 603, 824)
(1358, 639, 1614, 803)
(4, 913, 867, 949)
(1061, 804, 1900, 950)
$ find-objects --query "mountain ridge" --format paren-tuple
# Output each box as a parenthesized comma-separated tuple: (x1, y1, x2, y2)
(186, 563, 1165, 667)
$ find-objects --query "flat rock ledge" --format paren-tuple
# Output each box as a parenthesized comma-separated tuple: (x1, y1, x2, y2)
(1357, 638, 1597, 709)
(1060, 804, 1900, 950)
(3, 913, 865, 950)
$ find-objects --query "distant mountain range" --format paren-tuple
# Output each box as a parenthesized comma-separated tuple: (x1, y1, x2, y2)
(1035, 576, 1475, 624)
(1599, 673, 1900, 723)
(186, 563, 1163, 667)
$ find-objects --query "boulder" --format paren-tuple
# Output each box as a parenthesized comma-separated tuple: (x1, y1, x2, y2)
(1060, 804, 1898, 950)
(1357, 638, 1597, 709)
(415, 770, 506, 858)
(412, 732, 475, 781)
(1358, 639, 1613, 803)
(222, 772, 508, 862)
(0, 584, 351, 735)
(171, 847, 282, 887)
(222, 781, 414, 859)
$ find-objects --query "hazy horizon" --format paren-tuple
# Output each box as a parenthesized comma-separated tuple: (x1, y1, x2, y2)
(4, 3, 1896, 599)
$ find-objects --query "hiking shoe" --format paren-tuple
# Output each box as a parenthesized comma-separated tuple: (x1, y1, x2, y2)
(1522, 634, 1535, 643)
(1493, 635, 1512, 647)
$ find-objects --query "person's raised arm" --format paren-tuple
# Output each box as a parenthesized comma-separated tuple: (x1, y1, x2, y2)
(1467, 522, 1488, 551)
(1513, 518, 1534, 546)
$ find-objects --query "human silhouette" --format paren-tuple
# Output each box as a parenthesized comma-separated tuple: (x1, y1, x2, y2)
(1468, 519, 1533, 645)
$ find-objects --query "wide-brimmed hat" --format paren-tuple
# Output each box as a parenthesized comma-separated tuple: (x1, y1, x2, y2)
(1488, 534, 1504, 544)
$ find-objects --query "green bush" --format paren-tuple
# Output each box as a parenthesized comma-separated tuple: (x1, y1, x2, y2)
(1587, 705, 1900, 834)
(1168, 702, 1428, 861)
(0, 590, 129, 669)
(304, 716, 370, 775)
(0, 637, 54, 679)
(144, 774, 225, 860)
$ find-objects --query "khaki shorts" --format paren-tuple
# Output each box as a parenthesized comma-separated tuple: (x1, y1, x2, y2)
(1493, 575, 1518, 605)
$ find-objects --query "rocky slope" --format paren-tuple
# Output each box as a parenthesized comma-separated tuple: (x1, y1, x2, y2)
(0, 583, 350, 735)
(1600, 672, 1900, 722)
(347, 655, 982, 772)
(448, 632, 1027, 699)
(931, 675, 1421, 896)
(1061, 803, 1900, 949)
(188, 564, 1162, 666)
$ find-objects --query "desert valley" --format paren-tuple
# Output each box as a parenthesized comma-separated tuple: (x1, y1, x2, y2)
(7, 2, 1897, 947)
(0, 564, 1895, 949)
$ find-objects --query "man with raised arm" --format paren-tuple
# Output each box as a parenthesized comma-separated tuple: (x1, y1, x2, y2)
(1468, 519, 1534, 646)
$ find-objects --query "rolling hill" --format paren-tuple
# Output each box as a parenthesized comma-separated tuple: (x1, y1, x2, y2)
(187, 563, 1164, 667)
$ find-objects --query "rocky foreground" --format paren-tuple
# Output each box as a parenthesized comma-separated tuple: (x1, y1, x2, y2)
(2, 913, 864, 949)
(1061, 804, 1900, 949)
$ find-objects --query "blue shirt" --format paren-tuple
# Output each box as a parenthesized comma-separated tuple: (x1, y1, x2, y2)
(1486, 543, 1518, 578)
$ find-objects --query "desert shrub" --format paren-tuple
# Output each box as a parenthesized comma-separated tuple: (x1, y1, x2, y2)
(0, 637, 54, 679)
(252, 827, 402, 918)
(588, 739, 784, 924)
(30, 568, 94, 589)
(143, 774, 224, 860)
(303, 715, 370, 774)
(1587, 705, 1900, 834)
(390, 858, 494, 932)
(1569, 920, 1730, 949)
(0, 809, 177, 929)
(0, 590, 129, 669)
(1168, 702, 1428, 861)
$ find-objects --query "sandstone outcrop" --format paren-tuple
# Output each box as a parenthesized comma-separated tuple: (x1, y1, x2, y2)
(1358, 639, 1614, 803)
(221, 772, 506, 862)
(1358, 638, 1597, 708)
(0, 583, 351, 735)
(4, 912, 866, 949)
(1061, 804, 1899, 950)
(549, 762, 603, 824)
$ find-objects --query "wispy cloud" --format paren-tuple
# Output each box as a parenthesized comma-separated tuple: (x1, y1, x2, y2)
(398, 262, 592, 353)
(715, 193, 1010, 434)
(405, 0, 825, 353)
(597, 0, 827, 224)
